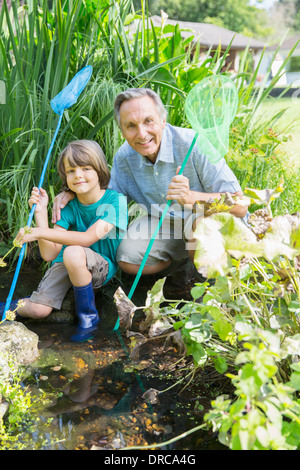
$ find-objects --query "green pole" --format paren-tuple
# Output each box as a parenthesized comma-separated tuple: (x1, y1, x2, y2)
(113, 132, 199, 331)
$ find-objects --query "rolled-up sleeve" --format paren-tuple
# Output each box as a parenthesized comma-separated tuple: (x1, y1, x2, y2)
(193, 153, 241, 194)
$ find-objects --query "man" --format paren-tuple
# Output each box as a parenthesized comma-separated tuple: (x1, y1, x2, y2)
(53, 88, 247, 281)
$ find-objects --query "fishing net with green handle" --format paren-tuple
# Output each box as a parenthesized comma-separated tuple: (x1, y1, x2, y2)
(185, 74, 238, 163)
(113, 75, 238, 332)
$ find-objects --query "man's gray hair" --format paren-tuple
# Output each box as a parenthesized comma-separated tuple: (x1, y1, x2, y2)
(114, 88, 167, 128)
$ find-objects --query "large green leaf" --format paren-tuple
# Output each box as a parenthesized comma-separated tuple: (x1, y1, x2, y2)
(194, 213, 262, 278)
(194, 212, 300, 278)
(260, 215, 299, 260)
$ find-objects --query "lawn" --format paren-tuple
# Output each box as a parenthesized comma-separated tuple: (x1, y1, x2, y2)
(259, 97, 300, 167)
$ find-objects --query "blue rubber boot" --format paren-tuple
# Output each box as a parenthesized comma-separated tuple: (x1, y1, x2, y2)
(71, 282, 100, 342)
(0, 297, 30, 319)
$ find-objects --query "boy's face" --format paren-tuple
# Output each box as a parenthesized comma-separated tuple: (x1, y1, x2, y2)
(119, 96, 166, 163)
(64, 157, 101, 200)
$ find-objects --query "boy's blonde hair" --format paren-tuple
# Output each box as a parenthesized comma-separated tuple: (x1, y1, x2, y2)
(57, 140, 110, 190)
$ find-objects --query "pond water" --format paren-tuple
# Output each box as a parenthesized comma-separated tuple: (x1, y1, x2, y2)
(1, 263, 226, 451)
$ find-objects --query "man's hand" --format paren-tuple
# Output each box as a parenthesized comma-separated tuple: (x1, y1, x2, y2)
(51, 191, 75, 224)
(166, 166, 192, 206)
(166, 168, 248, 218)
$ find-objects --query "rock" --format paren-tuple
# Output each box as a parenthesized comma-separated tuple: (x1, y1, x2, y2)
(47, 290, 76, 323)
(43, 307, 75, 324)
(0, 322, 40, 378)
(142, 388, 160, 404)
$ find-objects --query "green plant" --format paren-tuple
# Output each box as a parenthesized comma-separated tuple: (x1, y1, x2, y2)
(0, 0, 94, 238)
(0, 357, 51, 450)
(226, 39, 300, 216)
(114, 184, 300, 450)
(0, 0, 227, 243)
(179, 191, 300, 449)
(0, 226, 32, 268)
(2, 0, 298, 245)
(204, 334, 300, 450)
(227, 123, 298, 215)
(115, 269, 300, 450)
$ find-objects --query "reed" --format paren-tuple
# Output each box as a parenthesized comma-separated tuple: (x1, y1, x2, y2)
(0, 0, 299, 244)
(226, 38, 300, 215)
(0, 0, 220, 241)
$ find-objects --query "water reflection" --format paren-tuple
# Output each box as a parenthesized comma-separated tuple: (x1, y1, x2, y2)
(23, 321, 222, 450)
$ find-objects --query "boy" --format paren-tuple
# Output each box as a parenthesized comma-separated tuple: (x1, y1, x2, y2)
(9, 140, 128, 342)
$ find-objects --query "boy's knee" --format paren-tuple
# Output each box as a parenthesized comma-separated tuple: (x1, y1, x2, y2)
(63, 245, 86, 264)
(23, 301, 52, 319)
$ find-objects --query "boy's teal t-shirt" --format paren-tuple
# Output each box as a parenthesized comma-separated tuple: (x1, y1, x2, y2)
(52, 189, 128, 281)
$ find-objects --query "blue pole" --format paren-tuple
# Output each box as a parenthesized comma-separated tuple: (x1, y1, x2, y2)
(1, 112, 64, 322)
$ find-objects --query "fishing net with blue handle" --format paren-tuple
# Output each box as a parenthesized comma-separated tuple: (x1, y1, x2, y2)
(51, 65, 93, 115)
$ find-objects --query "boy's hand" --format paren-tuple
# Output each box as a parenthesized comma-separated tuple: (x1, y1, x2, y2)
(52, 191, 75, 224)
(14, 226, 39, 246)
(29, 187, 48, 213)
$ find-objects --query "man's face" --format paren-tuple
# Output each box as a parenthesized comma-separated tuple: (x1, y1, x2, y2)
(119, 96, 166, 163)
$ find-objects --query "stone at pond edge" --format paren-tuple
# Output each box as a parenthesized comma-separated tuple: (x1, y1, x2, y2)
(0, 322, 40, 378)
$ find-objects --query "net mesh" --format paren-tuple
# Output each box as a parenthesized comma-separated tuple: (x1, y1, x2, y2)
(184, 74, 238, 163)
(51, 65, 93, 115)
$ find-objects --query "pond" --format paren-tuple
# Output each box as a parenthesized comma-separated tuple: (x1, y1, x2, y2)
(1, 262, 226, 451)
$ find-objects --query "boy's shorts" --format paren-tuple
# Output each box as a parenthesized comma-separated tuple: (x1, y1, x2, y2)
(30, 248, 109, 310)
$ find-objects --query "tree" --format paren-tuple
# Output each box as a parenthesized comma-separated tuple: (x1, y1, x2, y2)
(133, 0, 273, 38)
(276, 0, 300, 30)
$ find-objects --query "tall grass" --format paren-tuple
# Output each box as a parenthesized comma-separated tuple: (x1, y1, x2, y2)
(226, 40, 300, 215)
(0, 0, 299, 246)
(0, 0, 94, 238)
(0, 0, 232, 243)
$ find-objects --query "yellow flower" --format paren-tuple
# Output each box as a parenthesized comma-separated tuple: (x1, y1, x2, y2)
(17, 299, 25, 309)
(0, 258, 7, 267)
(5, 310, 16, 321)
